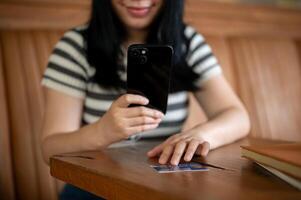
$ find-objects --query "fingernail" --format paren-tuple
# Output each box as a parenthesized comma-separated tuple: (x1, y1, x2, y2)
(159, 158, 165, 164)
(186, 155, 192, 162)
(143, 98, 149, 104)
(157, 112, 164, 118)
(171, 160, 178, 166)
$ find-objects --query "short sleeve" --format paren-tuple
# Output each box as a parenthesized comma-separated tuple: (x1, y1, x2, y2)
(184, 26, 222, 87)
(42, 28, 89, 99)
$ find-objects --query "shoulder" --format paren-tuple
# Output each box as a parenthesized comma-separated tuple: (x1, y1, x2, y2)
(50, 24, 91, 70)
(183, 25, 205, 42)
(42, 25, 91, 99)
(183, 25, 223, 85)
(46, 24, 92, 79)
(183, 25, 212, 64)
(57, 25, 88, 51)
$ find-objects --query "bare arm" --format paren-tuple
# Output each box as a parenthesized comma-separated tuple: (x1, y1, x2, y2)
(41, 89, 87, 164)
(192, 75, 250, 149)
(148, 75, 250, 165)
(41, 89, 163, 164)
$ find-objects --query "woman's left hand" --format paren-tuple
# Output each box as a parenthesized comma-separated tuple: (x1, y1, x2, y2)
(147, 129, 210, 165)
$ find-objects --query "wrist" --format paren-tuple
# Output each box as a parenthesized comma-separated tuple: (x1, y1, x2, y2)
(81, 121, 109, 150)
(193, 122, 217, 150)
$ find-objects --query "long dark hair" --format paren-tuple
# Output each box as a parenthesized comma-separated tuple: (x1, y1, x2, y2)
(85, 0, 199, 92)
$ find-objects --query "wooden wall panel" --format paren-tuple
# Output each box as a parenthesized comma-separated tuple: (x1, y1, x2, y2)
(230, 37, 301, 141)
(0, 0, 86, 5)
(0, 2, 90, 30)
(185, 0, 301, 38)
(19, 31, 58, 200)
(0, 30, 62, 200)
(297, 40, 301, 66)
(0, 37, 15, 200)
(206, 36, 237, 91)
(32, 31, 53, 75)
(0, 3, 67, 198)
(1, 31, 40, 200)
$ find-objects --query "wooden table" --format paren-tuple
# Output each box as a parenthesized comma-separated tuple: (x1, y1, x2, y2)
(50, 138, 301, 200)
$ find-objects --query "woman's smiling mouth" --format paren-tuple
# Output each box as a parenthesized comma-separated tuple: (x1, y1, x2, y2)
(126, 6, 152, 18)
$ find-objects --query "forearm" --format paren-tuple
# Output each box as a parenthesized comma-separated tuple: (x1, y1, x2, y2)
(195, 106, 250, 150)
(41, 122, 108, 164)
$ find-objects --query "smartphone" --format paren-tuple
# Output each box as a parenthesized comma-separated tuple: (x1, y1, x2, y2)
(127, 44, 173, 114)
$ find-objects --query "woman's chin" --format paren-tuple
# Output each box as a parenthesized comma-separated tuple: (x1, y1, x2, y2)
(125, 21, 152, 31)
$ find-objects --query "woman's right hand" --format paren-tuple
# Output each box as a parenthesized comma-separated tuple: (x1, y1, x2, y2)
(93, 94, 164, 146)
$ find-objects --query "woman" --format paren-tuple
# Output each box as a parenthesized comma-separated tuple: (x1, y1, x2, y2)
(41, 0, 250, 199)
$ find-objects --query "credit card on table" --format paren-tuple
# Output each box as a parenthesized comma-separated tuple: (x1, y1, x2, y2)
(151, 162, 209, 173)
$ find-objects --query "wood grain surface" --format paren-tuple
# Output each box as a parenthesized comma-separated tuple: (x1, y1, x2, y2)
(51, 139, 301, 200)
(0, 36, 15, 200)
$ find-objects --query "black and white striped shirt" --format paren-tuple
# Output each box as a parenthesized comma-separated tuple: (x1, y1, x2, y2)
(42, 25, 222, 139)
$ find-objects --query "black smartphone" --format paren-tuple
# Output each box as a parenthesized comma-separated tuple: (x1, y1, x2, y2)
(127, 44, 173, 114)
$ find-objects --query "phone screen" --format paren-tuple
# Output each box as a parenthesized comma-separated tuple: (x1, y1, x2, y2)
(127, 44, 173, 114)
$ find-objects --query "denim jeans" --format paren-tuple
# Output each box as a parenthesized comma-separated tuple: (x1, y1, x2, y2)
(59, 184, 105, 200)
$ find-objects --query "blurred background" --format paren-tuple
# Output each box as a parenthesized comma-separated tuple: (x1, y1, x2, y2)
(0, 0, 301, 200)
(205, 0, 301, 8)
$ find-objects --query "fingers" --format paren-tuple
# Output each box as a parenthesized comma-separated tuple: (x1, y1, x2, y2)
(170, 142, 187, 165)
(147, 143, 164, 157)
(147, 137, 211, 165)
(123, 107, 164, 136)
(147, 135, 178, 157)
(126, 123, 159, 135)
(126, 106, 164, 119)
(184, 140, 199, 162)
(127, 116, 162, 127)
(107, 94, 164, 139)
(158, 146, 174, 164)
(115, 94, 149, 108)
(198, 141, 210, 157)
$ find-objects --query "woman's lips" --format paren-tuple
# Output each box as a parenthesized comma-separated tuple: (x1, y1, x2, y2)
(126, 7, 151, 18)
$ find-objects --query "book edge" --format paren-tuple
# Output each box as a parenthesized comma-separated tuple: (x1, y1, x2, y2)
(240, 144, 301, 168)
(241, 148, 301, 180)
(257, 163, 301, 191)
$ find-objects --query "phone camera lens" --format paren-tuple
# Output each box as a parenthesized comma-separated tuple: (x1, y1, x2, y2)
(130, 49, 140, 57)
(140, 55, 147, 64)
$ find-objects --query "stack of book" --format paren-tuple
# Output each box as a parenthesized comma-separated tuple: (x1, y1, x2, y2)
(241, 143, 301, 190)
